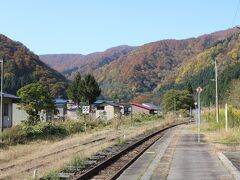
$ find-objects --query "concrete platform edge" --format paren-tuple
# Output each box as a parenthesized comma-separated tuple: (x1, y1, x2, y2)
(217, 152, 240, 180)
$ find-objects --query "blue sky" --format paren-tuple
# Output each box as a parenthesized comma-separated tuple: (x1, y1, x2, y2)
(0, 0, 239, 55)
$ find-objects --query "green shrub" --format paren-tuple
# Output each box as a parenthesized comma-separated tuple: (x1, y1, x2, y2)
(65, 121, 85, 134)
(0, 113, 163, 146)
(41, 123, 68, 137)
(1, 125, 27, 145)
(1, 122, 68, 145)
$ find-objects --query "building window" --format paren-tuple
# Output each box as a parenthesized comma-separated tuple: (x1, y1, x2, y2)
(97, 106, 104, 110)
(3, 103, 8, 116)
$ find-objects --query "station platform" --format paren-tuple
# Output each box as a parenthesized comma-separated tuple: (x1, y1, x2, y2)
(118, 125, 233, 180)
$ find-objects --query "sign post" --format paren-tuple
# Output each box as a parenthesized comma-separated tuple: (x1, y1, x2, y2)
(196, 87, 203, 144)
(82, 106, 90, 133)
(82, 106, 90, 114)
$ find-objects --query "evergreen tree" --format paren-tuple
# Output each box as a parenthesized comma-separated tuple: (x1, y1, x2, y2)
(82, 74, 101, 104)
(67, 73, 83, 107)
(67, 73, 101, 105)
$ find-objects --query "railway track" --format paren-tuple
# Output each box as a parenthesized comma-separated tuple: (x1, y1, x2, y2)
(70, 121, 187, 180)
(0, 136, 117, 179)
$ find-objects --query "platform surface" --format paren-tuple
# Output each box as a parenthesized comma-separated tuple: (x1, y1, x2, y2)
(118, 125, 233, 180)
(167, 131, 232, 180)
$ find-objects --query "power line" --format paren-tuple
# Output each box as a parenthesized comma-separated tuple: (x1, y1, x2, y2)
(232, 0, 240, 27)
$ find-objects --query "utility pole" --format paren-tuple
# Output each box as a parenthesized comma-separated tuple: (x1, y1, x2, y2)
(196, 87, 203, 144)
(0, 59, 3, 136)
(215, 59, 219, 123)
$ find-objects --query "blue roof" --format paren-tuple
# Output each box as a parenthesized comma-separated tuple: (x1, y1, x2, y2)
(142, 103, 160, 110)
(94, 100, 113, 104)
(3, 92, 19, 99)
(55, 98, 67, 104)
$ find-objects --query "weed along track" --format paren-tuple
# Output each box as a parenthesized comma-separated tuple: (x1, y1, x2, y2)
(0, 118, 184, 179)
(68, 122, 187, 180)
(0, 135, 116, 179)
(0, 137, 107, 172)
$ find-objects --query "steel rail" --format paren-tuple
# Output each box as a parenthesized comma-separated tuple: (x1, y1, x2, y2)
(73, 121, 188, 180)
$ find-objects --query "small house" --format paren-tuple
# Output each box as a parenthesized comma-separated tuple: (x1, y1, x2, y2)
(94, 100, 121, 120)
(131, 102, 160, 115)
(1, 92, 20, 128)
(119, 103, 131, 115)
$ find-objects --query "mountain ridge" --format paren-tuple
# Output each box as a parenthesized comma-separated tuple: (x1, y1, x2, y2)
(39, 27, 240, 101)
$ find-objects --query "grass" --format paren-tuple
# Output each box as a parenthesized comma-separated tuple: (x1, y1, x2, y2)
(201, 123, 240, 144)
(70, 153, 86, 168)
(199, 107, 240, 144)
(0, 118, 110, 146)
(0, 114, 164, 147)
(1, 112, 186, 179)
(41, 112, 185, 179)
(42, 170, 59, 180)
(116, 137, 126, 145)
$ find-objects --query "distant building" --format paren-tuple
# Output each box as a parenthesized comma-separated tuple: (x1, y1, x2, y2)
(142, 103, 161, 112)
(1, 93, 20, 128)
(119, 103, 131, 115)
(12, 103, 28, 126)
(131, 102, 160, 115)
(94, 100, 121, 120)
(54, 98, 67, 120)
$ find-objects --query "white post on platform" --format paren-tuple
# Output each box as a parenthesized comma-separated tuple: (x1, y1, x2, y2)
(194, 102, 197, 126)
(225, 104, 228, 131)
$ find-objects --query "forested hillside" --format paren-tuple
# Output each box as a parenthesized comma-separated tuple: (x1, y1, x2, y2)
(39, 28, 240, 103)
(94, 28, 239, 101)
(40, 45, 136, 79)
(168, 32, 240, 106)
(0, 34, 68, 97)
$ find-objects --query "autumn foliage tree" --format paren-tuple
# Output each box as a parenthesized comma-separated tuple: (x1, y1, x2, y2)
(132, 95, 150, 104)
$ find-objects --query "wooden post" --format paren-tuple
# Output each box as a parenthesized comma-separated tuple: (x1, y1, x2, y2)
(84, 114, 87, 134)
(33, 169, 37, 179)
(225, 104, 228, 131)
